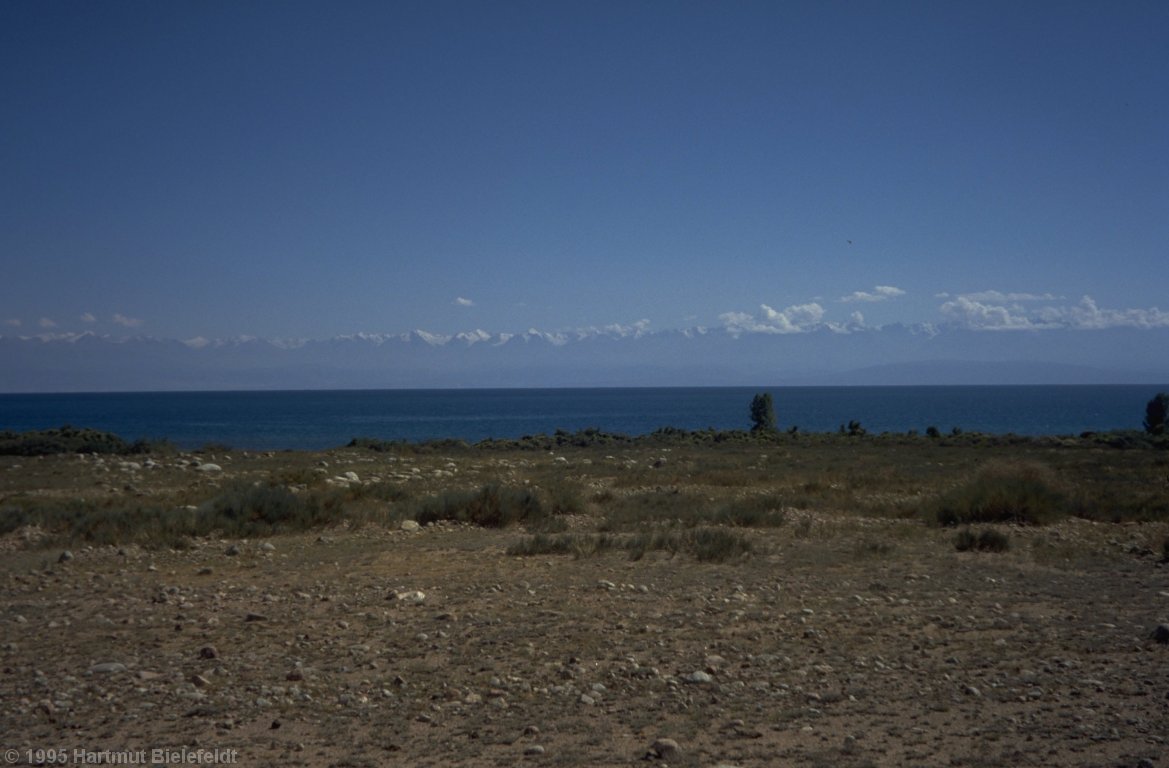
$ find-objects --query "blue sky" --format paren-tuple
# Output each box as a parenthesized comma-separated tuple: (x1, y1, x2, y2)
(3, 0, 1167, 342)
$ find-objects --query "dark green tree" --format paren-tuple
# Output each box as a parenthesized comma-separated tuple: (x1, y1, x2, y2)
(1144, 392, 1168, 436)
(749, 392, 777, 433)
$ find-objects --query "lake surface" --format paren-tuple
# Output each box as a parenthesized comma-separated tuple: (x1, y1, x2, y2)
(0, 386, 1161, 451)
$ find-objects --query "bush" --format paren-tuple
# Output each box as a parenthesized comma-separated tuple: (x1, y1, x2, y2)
(197, 482, 344, 537)
(714, 494, 786, 527)
(954, 528, 1011, 552)
(1145, 393, 1168, 436)
(686, 527, 755, 562)
(542, 482, 585, 516)
(414, 483, 545, 528)
(930, 462, 1069, 526)
(0, 426, 134, 456)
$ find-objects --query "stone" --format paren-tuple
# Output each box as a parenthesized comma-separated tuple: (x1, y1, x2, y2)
(650, 738, 681, 760)
(196, 463, 222, 472)
(393, 590, 426, 604)
(259, 542, 276, 552)
(58, 550, 74, 563)
(1151, 624, 1169, 644)
(88, 662, 127, 674)
(400, 520, 421, 532)
(224, 544, 240, 556)
(682, 670, 714, 684)
(523, 745, 545, 756)
(198, 645, 219, 660)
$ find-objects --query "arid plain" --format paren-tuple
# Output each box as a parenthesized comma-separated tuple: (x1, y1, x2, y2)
(2, 433, 1168, 767)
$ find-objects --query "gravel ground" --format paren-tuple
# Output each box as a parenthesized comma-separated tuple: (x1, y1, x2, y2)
(2, 449, 1168, 767)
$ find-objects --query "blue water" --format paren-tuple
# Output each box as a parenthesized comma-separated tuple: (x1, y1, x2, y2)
(0, 386, 1161, 451)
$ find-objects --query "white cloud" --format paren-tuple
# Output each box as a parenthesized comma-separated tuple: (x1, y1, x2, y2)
(840, 285, 906, 303)
(112, 313, 143, 328)
(939, 294, 1169, 331)
(578, 318, 651, 339)
(80, 312, 97, 323)
(959, 290, 1059, 303)
(1036, 296, 1169, 330)
(454, 297, 474, 307)
(939, 296, 1037, 330)
(4, 318, 21, 328)
(721, 302, 826, 335)
(38, 317, 57, 329)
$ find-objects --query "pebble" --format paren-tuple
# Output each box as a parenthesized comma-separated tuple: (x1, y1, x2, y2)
(58, 550, 74, 563)
(1151, 625, 1169, 644)
(682, 670, 714, 684)
(523, 745, 545, 756)
(88, 662, 127, 674)
(259, 542, 276, 552)
(224, 544, 240, 556)
(198, 645, 219, 659)
(400, 520, 421, 532)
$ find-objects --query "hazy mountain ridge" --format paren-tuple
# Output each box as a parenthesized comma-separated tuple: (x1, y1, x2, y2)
(2, 324, 1167, 392)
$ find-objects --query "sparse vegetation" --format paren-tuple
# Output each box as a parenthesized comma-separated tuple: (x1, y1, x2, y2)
(507, 526, 754, 563)
(3, 424, 1168, 768)
(929, 461, 1070, 526)
(954, 527, 1011, 552)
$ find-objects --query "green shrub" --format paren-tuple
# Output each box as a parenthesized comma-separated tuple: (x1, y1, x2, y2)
(542, 482, 585, 516)
(197, 482, 343, 537)
(0, 426, 134, 456)
(414, 483, 545, 528)
(507, 533, 577, 557)
(954, 527, 1011, 552)
(930, 462, 1069, 526)
(686, 527, 755, 562)
(714, 494, 786, 527)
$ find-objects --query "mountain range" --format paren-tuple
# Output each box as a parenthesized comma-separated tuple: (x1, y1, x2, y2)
(2, 323, 1167, 392)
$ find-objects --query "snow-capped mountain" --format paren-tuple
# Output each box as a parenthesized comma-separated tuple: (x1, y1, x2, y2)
(1, 322, 1166, 392)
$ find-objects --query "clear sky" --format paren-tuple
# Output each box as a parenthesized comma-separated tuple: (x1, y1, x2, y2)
(3, 0, 1167, 342)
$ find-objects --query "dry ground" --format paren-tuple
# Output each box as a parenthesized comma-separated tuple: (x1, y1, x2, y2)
(2, 444, 1168, 767)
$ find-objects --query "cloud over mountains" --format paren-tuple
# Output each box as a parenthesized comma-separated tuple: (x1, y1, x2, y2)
(3, 295, 1167, 392)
